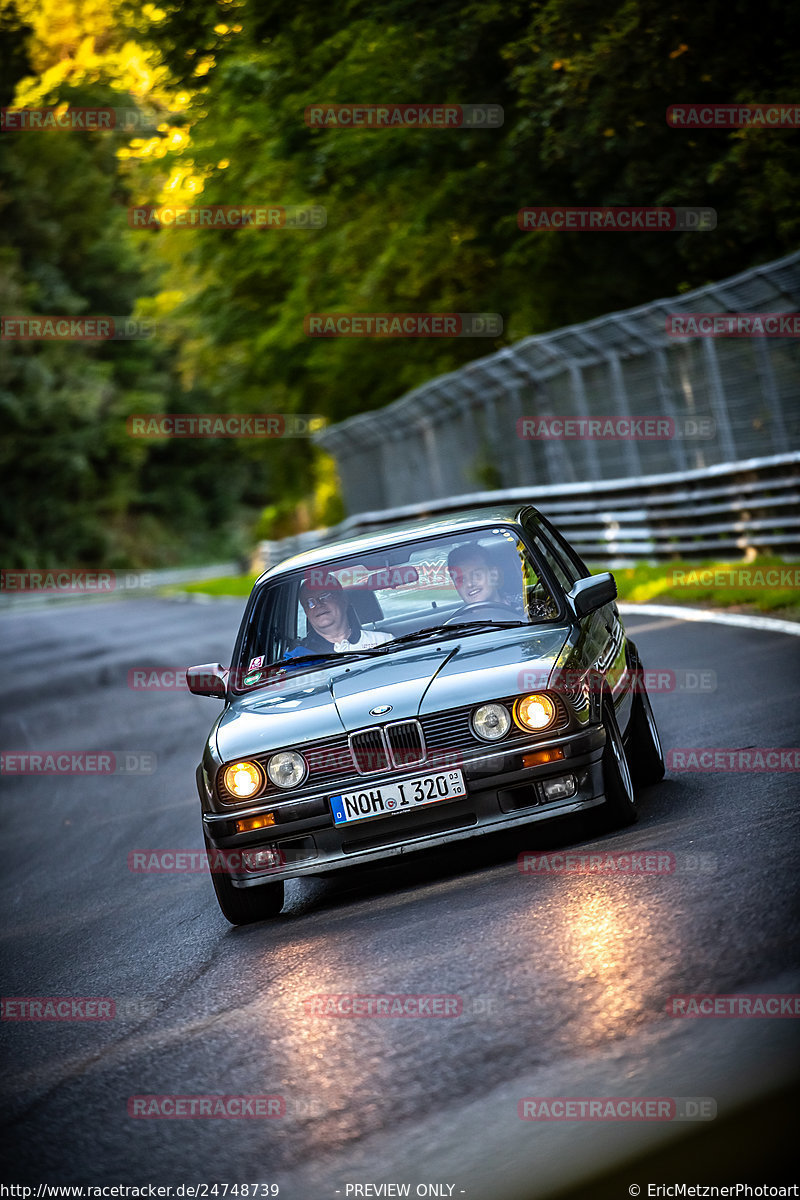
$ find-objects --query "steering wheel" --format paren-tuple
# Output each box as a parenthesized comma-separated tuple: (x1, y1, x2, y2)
(442, 601, 521, 626)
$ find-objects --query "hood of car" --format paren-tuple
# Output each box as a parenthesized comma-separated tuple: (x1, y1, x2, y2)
(213, 624, 572, 762)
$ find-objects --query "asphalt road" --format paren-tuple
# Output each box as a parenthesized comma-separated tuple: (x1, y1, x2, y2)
(1, 596, 799, 1196)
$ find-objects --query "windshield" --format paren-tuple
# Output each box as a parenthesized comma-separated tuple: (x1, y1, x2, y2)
(233, 526, 559, 688)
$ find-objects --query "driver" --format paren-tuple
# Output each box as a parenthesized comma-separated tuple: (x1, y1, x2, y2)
(292, 572, 392, 654)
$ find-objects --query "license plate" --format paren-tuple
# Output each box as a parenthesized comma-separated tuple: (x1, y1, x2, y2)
(330, 769, 466, 827)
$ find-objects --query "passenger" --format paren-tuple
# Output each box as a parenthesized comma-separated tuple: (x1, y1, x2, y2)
(447, 544, 517, 608)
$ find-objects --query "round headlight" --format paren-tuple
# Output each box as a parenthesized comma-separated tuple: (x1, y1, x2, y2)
(514, 693, 557, 731)
(266, 750, 308, 790)
(224, 760, 264, 799)
(471, 703, 512, 742)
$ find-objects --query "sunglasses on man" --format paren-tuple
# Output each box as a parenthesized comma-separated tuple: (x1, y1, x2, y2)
(302, 590, 340, 609)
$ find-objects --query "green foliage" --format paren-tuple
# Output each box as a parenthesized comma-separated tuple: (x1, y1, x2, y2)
(3, 0, 799, 566)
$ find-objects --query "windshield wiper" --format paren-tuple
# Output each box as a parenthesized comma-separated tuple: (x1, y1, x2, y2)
(381, 620, 528, 649)
(247, 621, 529, 679)
(262, 648, 388, 673)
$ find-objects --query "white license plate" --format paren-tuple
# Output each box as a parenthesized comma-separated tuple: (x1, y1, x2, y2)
(330, 769, 466, 827)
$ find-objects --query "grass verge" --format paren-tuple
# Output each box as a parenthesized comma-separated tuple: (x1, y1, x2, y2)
(606, 556, 799, 614)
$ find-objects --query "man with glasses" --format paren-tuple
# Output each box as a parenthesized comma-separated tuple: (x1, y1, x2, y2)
(294, 572, 392, 654)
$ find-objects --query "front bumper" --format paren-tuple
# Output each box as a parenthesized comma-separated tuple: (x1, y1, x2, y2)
(201, 725, 607, 888)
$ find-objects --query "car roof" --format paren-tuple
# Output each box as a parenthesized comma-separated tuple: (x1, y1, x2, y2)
(256, 503, 541, 584)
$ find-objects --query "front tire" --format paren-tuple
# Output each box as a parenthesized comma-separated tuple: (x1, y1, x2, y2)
(205, 833, 285, 925)
(593, 700, 637, 830)
(626, 670, 666, 788)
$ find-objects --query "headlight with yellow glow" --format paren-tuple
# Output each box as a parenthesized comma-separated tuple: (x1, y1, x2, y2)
(514, 693, 557, 732)
(224, 760, 264, 799)
(471, 703, 512, 742)
(266, 750, 307, 790)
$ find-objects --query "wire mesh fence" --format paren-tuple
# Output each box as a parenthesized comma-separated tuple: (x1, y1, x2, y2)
(315, 251, 800, 516)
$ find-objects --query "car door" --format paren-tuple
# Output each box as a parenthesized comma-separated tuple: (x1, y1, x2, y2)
(521, 510, 631, 728)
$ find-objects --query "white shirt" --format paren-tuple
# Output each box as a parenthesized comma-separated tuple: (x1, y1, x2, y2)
(332, 629, 393, 652)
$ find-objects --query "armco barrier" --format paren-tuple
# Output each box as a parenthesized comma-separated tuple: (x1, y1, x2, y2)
(256, 452, 800, 569)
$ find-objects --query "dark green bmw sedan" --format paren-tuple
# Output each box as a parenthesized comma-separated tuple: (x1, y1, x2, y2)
(187, 505, 664, 924)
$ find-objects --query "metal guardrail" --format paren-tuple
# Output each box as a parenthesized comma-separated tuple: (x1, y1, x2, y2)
(256, 453, 800, 568)
(5, 454, 794, 609)
(314, 252, 800, 516)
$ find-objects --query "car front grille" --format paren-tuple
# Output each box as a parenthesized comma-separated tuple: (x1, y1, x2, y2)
(386, 721, 426, 767)
(216, 698, 568, 804)
(350, 720, 426, 773)
(350, 728, 390, 773)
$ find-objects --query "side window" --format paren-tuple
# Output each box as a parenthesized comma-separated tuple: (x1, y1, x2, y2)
(539, 515, 591, 581)
(522, 516, 575, 593)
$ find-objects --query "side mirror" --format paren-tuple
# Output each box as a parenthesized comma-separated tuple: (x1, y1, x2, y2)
(186, 664, 228, 698)
(567, 573, 617, 619)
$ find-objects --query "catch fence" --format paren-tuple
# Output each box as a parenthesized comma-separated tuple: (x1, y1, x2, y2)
(315, 252, 800, 517)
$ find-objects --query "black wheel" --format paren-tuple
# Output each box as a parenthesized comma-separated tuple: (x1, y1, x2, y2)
(627, 672, 666, 788)
(593, 700, 637, 830)
(204, 834, 284, 925)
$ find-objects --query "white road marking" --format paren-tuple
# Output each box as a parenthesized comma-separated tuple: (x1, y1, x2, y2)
(618, 602, 800, 637)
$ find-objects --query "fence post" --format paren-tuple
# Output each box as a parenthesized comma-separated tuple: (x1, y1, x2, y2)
(702, 338, 737, 462)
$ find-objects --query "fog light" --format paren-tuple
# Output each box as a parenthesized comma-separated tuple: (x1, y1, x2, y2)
(235, 813, 276, 834)
(542, 774, 577, 801)
(242, 846, 285, 871)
